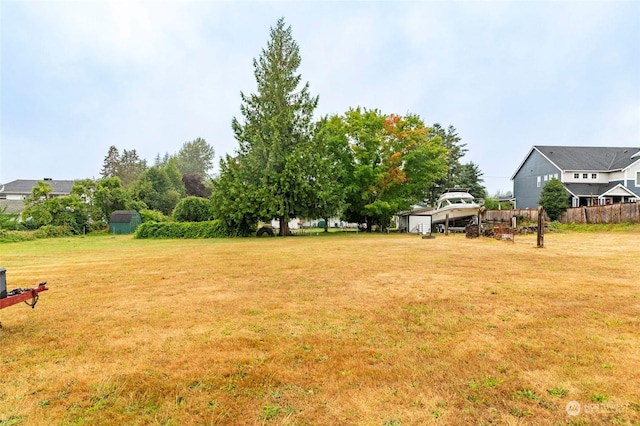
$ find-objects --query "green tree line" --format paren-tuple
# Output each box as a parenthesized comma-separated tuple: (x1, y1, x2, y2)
(6, 17, 488, 237)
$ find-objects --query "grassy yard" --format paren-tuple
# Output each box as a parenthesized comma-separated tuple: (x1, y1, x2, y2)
(1, 230, 639, 425)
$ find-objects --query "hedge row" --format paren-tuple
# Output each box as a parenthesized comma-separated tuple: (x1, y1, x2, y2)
(134, 220, 226, 239)
(0, 225, 73, 243)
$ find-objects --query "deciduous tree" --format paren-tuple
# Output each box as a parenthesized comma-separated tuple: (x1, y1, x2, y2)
(323, 108, 448, 231)
(182, 173, 211, 198)
(176, 138, 215, 178)
(132, 161, 185, 216)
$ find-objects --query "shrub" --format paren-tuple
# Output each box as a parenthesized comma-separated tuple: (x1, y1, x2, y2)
(139, 209, 168, 223)
(172, 197, 214, 222)
(33, 225, 73, 239)
(134, 220, 226, 239)
(0, 230, 36, 243)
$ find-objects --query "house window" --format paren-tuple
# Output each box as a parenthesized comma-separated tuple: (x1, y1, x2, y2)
(544, 175, 548, 181)
(554, 174, 558, 180)
(582, 173, 588, 179)
(573, 173, 579, 179)
(591, 173, 597, 179)
(537, 176, 541, 188)
(637, 171, 640, 187)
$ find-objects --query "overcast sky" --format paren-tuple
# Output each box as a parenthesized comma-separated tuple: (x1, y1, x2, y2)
(2, 1, 639, 195)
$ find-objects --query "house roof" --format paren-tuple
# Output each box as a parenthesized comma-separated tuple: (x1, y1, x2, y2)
(535, 146, 640, 171)
(563, 182, 639, 198)
(512, 146, 640, 179)
(563, 182, 613, 197)
(109, 210, 139, 223)
(0, 179, 75, 195)
(600, 184, 638, 198)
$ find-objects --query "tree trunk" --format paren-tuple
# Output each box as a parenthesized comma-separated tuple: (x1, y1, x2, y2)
(366, 216, 372, 232)
(324, 217, 329, 233)
(279, 216, 290, 236)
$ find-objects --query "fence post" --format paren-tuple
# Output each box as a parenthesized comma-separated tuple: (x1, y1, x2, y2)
(445, 214, 449, 236)
(537, 207, 545, 248)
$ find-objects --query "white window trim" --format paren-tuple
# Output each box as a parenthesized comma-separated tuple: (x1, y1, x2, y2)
(537, 176, 541, 188)
(636, 171, 640, 187)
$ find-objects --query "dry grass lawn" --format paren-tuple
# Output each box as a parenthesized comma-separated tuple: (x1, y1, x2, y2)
(1, 230, 639, 425)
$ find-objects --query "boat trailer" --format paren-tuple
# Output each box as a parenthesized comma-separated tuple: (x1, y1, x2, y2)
(0, 267, 49, 328)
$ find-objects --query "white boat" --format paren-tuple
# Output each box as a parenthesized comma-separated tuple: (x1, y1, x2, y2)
(396, 189, 483, 233)
(430, 189, 483, 225)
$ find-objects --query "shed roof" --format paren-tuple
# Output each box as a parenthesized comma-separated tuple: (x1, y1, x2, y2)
(109, 210, 139, 223)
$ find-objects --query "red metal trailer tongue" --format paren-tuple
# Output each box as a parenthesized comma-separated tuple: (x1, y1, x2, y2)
(1, 282, 49, 309)
(0, 268, 49, 328)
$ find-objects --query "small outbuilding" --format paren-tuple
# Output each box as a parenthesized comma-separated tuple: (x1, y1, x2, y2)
(109, 210, 142, 234)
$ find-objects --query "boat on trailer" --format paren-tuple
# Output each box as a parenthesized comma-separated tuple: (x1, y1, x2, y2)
(397, 189, 483, 234)
(430, 189, 482, 232)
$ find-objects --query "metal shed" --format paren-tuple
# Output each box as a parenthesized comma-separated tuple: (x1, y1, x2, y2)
(109, 210, 142, 234)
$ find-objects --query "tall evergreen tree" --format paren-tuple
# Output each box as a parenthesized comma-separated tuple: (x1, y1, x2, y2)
(216, 17, 321, 236)
(457, 162, 487, 199)
(426, 124, 468, 203)
(119, 149, 147, 187)
(100, 146, 121, 179)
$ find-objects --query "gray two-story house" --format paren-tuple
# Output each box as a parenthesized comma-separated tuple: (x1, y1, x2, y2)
(512, 146, 640, 209)
(0, 179, 75, 214)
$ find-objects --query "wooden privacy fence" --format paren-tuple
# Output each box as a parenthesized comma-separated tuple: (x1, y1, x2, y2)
(482, 209, 544, 223)
(559, 203, 640, 224)
(483, 203, 640, 225)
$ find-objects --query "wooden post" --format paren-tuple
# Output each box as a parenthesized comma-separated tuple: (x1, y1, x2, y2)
(445, 214, 449, 236)
(537, 207, 545, 248)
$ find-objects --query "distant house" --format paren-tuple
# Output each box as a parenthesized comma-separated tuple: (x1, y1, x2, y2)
(109, 210, 142, 234)
(0, 179, 75, 214)
(512, 146, 640, 209)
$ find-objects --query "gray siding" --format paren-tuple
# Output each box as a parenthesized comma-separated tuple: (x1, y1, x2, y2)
(625, 180, 640, 197)
(513, 149, 562, 209)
